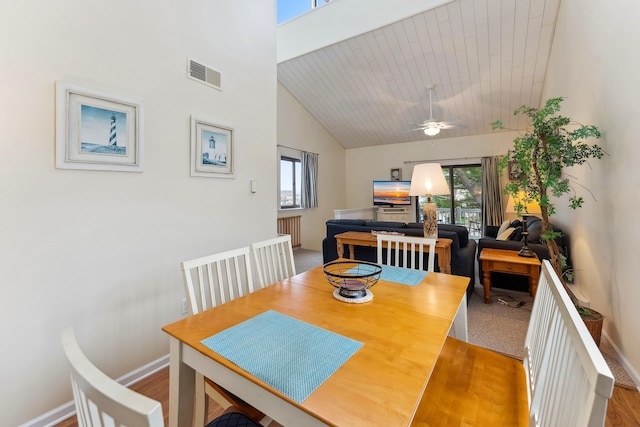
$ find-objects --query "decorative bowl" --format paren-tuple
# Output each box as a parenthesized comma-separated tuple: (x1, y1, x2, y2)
(322, 260, 382, 302)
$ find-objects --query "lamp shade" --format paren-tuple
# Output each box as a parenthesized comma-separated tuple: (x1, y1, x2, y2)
(505, 192, 542, 215)
(409, 163, 450, 196)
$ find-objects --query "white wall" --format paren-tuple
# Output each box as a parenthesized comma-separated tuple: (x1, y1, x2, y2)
(542, 0, 640, 379)
(0, 1, 277, 425)
(344, 132, 519, 210)
(277, 84, 346, 251)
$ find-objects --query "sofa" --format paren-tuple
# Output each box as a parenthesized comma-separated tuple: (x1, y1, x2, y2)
(476, 216, 570, 291)
(322, 219, 477, 302)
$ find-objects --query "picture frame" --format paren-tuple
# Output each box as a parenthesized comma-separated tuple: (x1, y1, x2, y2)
(390, 168, 401, 181)
(508, 161, 521, 181)
(55, 80, 144, 172)
(191, 116, 234, 178)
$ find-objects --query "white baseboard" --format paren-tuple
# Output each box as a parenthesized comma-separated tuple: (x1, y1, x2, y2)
(19, 354, 169, 427)
(602, 330, 640, 391)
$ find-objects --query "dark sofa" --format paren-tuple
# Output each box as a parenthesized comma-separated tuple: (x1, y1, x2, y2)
(476, 216, 570, 290)
(322, 219, 477, 302)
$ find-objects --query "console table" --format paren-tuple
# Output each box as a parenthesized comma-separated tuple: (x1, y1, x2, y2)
(335, 231, 453, 274)
(479, 248, 541, 304)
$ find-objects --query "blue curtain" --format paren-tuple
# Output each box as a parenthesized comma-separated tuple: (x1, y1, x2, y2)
(301, 151, 318, 208)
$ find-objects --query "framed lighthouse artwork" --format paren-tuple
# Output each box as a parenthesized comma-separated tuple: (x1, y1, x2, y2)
(190, 116, 234, 178)
(55, 80, 144, 172)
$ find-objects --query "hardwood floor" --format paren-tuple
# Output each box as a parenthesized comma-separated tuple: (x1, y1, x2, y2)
(53, 366, 638, 426)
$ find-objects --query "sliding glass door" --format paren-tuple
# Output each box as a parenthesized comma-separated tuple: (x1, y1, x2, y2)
(415, 165, 482, 239)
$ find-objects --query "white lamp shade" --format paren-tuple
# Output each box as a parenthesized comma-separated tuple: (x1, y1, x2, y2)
(505, 191, 542, 214)
(409, 163, 450, 196)
(423, 127, 440, 136)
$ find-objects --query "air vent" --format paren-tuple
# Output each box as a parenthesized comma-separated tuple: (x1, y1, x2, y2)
(188, 58, 221, 90)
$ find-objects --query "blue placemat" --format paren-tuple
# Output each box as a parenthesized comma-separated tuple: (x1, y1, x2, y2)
(346, 264, 428, 286)
(201, 310, 363, 403)
(380, 265, 428, 286)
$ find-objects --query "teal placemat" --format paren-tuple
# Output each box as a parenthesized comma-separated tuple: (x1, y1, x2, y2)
(346, 264, 427, 286)
(380, 265, 428, 286)
(201, 310, 363, 403)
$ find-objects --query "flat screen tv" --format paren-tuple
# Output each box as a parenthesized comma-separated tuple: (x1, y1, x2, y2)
(372, 180, 412, 206)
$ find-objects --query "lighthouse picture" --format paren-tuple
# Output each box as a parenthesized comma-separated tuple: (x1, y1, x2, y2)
(80, 105, 127, 156)
(191, 117, 234, 177)
(201, 129, 228, 166)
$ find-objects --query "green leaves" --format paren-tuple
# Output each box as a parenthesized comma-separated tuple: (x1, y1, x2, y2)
(495, 97, 604, 278)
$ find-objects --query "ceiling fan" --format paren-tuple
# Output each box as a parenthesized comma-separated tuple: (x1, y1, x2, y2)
(413, 86, 461, 137)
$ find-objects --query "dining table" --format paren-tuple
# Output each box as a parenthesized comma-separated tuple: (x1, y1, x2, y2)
(162, 260, 469, 427)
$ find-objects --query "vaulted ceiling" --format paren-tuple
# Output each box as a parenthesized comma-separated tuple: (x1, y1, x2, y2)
(277, 0, 561, 149)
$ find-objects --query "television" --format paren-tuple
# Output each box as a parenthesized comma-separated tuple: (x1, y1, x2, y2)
(372, 180, 412, 206)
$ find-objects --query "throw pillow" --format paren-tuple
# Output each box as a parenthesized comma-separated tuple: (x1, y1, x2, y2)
(526, 217, 543, 242)
(497, 220, 511, 237)
(496, 227, 515, 241)
(510, 226, 523, 241)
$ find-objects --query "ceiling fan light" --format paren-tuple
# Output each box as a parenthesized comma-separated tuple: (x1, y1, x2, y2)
(424, 127, 440, 136)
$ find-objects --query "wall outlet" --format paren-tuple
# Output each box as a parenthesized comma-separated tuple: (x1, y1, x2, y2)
(181, 298, 189, 315)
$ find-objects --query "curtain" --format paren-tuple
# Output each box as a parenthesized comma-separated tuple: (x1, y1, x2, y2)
(301, 151, 319, 208)
(481, 156, 503, 232)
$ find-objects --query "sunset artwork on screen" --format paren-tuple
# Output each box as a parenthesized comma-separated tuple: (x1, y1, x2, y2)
(372, 181, 411, 206)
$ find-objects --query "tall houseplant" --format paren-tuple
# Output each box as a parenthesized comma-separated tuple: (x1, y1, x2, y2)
(492, 97, 605, 342)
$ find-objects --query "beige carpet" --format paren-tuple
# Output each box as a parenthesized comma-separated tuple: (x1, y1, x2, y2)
(292, 249, 638, 389)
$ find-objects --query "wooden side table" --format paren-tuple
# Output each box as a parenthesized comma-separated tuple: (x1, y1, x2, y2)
(478, 248, 541, 304)
(334, 231, 453, 274)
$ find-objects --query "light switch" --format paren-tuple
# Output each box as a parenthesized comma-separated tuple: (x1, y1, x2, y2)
(250, 180, 258, 193)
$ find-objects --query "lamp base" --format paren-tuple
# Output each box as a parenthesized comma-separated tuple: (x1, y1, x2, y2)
(518, 220, 536, 257)
(518, 246, 536, 258)
(422, 202, 438, 239)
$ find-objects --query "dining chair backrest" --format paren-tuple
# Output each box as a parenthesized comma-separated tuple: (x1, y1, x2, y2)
(61, 327, 164, 427)
(376, 234, 437, 272)
(250, 234, 296, 287)
(524, 260, 615, 426)
(182, 246, 255, 315)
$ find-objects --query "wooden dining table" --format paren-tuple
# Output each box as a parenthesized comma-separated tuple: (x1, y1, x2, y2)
(162, 261, 469, 427)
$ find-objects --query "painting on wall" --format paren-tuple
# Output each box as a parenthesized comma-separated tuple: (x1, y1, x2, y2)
(191, 116, 234, 178)
(508, 161, 521, 181)
(55, 80, 144, 172)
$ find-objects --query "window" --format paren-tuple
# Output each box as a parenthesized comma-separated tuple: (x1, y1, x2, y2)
(415, 165, 483, 238)
(277, 0, 330, 24)
(280, 156, 302, 209)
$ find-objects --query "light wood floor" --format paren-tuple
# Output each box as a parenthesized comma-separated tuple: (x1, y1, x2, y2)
(53, 366, 638, 427)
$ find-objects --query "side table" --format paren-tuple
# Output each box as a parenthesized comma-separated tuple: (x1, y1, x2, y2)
(478, 248, 541, 304)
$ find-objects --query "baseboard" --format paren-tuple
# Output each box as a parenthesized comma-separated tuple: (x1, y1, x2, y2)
(602, 331, 640, 391)
(19, 354, 169, 427)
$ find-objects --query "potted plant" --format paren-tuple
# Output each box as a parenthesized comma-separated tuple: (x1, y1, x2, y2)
(492, 97, 605, 345)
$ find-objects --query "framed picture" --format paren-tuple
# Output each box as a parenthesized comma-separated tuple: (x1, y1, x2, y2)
(191, 116, 234, 178)
(55, 80, 144, 172)
(508, 161, 521, 181)
(390, 168, 401, 181)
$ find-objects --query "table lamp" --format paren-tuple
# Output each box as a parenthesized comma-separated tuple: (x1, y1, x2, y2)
(505, 192, 541, 257)
(409, 163, 450, 239)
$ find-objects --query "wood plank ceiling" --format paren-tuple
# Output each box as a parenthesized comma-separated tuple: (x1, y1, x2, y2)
(277, 0, 561, 149)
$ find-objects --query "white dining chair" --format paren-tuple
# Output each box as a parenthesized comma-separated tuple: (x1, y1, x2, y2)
(181, 247, 271, 427)
(250, 234, 296, 287)
(61, 327, 261, 427)
(61, 327, 164, 427)
(375, 233, 467, 341)
(376, 234, 437, 272)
